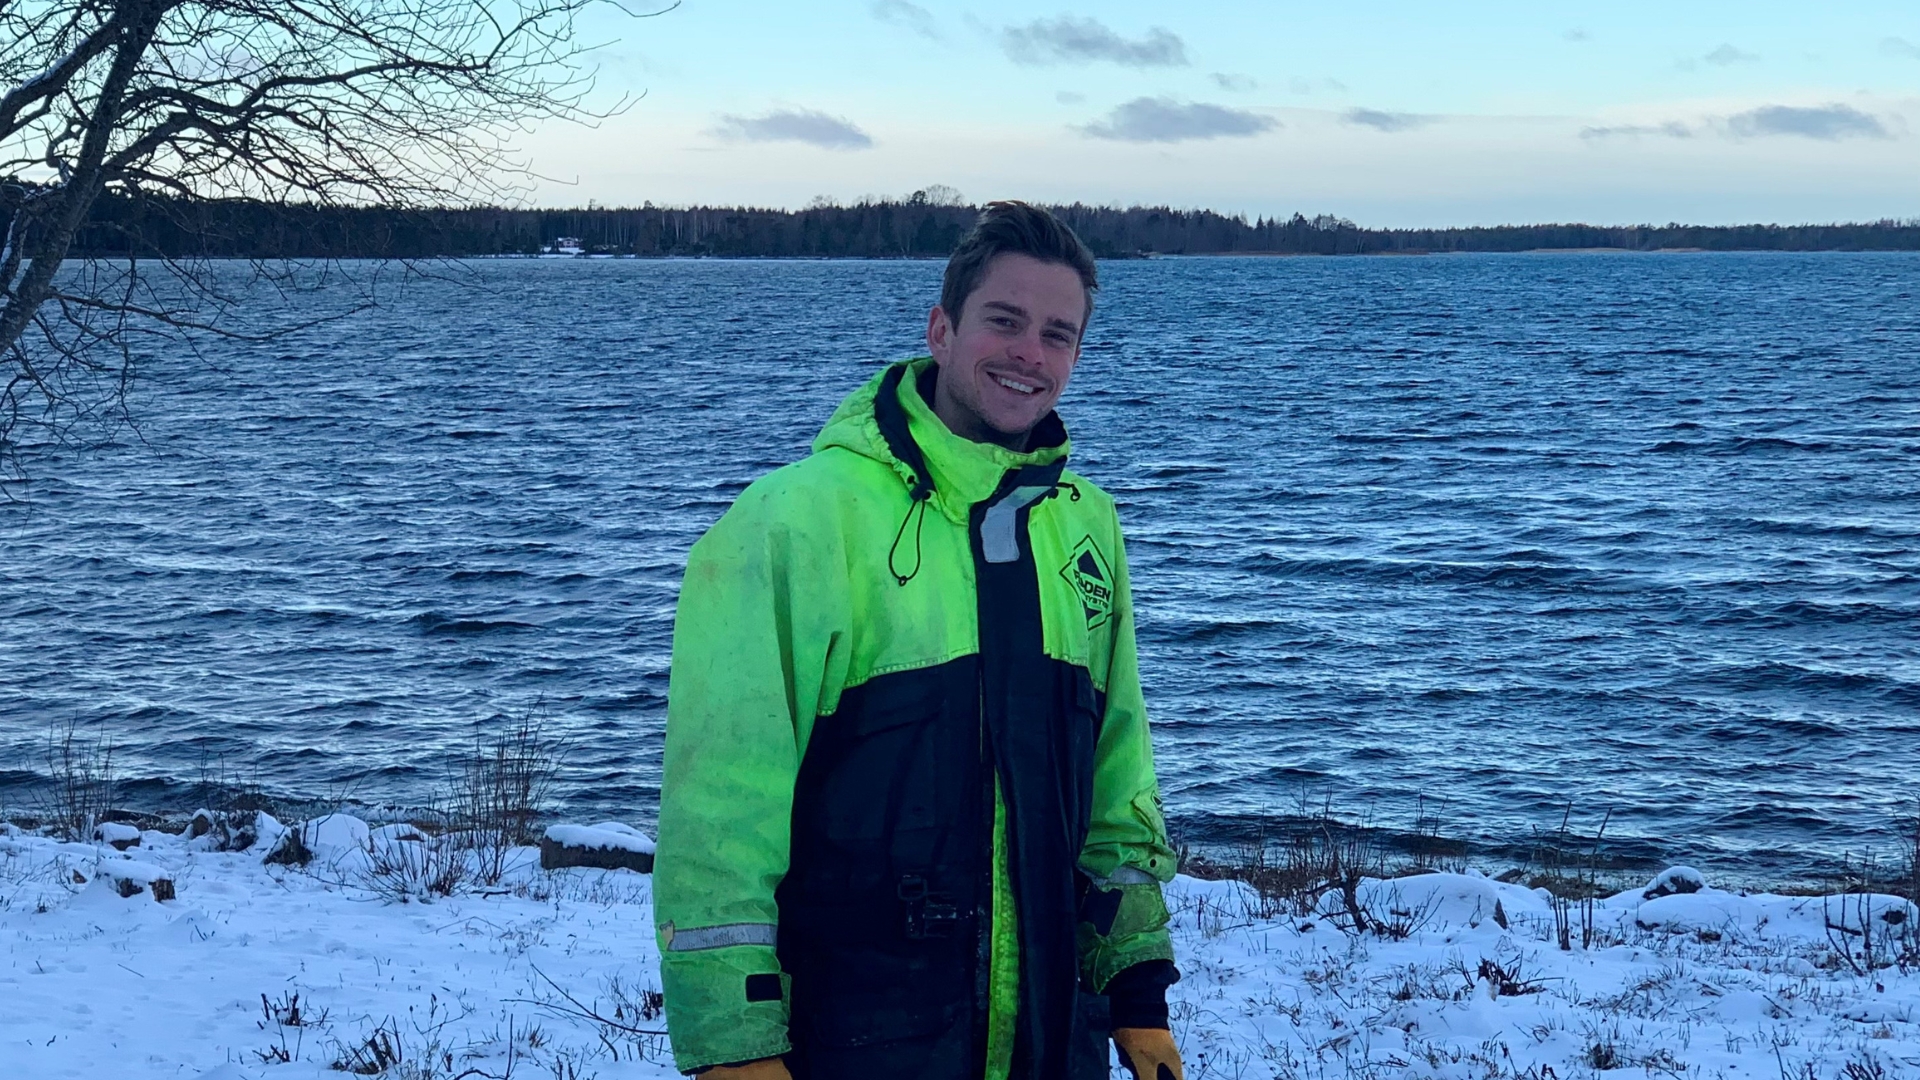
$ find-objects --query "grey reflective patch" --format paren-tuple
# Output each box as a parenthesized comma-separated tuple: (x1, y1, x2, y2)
(1098, 865, 1157, 886)
(981, 485, 1056, 564)
(666, 922, 778, 952)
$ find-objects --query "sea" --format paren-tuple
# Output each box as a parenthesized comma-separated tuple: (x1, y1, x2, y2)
(3, 253, 1917, 883)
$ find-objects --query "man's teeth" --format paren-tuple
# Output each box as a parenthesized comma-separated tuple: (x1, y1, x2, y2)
(993, 376, 1036, 395)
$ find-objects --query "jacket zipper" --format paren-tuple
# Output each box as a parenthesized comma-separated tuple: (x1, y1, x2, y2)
(973, 664, 994, 1072)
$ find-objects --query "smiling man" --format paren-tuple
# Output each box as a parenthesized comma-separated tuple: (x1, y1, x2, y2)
(653, 201, 1183, 1080)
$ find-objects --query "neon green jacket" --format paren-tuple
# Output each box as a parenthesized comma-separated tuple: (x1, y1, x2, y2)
(654, 357, 1176, 1077)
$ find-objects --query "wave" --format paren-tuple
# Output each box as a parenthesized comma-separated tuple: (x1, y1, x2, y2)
(1157, 616, 1300, 642)
(1645, 435, 1845, 455)
(1243, 552, 1600, 589)
(1675, 661, 1920, 709)
(407, 611, 538, 635)
(1700, 598, 1919, 630)
(1740, 517, 1915, 540)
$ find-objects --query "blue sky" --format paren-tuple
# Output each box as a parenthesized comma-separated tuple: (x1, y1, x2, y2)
(516, 1, 1920, 226)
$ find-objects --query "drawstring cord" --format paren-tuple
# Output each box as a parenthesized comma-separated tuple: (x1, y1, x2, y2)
(888, 478, 934, 586)
(887, 473, 1072, 587)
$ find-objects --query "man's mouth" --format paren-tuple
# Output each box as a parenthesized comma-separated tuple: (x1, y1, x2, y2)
(991, 374, 1039, 396)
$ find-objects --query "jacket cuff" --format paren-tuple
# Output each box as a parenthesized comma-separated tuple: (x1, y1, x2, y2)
(1104, 959, 1179, 1030)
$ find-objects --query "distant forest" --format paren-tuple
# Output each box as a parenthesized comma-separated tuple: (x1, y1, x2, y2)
(53, 190, 1920, 259)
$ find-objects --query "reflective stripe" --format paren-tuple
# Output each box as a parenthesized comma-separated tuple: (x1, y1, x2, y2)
(1098, 865, 1156, 886)
(981, 485, 1056, 564)
(665, 922, 778, 952)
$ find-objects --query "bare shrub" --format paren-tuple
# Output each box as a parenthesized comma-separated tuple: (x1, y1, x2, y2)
(1821, 849, 1919, 975)
(329, 994, 491, 1079)
(1526, 803, 1613, 899)
(1180, 793, 1400, 935)
(1900, 804, 1919, 908)
(256, 990, 328, 1065)
(512, 966, 668, 1064)
(358, 829, 468, 904)
(38, 719, 115, 841)
(449, 710, 565, 886)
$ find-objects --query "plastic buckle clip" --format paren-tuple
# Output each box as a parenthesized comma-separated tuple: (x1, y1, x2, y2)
(898, 873, 958, 939)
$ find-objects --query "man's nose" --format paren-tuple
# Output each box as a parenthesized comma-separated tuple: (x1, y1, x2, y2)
(1005, 327, 1047, 366)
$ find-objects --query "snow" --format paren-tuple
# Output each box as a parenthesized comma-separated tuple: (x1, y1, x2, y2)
(545, 822, 656, 855)
(2, 821, 1916, 1079)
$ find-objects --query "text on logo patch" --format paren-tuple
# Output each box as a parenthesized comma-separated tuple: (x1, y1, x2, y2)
(1060, 535, 1114, 629)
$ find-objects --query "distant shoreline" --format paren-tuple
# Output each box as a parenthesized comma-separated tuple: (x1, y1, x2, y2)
(58, 191, 1920, 260)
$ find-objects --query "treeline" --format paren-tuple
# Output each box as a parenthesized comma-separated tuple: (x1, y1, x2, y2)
(50, 191, 1920, 259)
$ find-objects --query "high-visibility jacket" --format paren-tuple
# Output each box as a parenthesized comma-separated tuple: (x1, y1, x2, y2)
(654, 357, 1177, 1078)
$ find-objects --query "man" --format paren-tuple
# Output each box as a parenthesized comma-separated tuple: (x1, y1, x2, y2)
(654, 201, 1183, 1080)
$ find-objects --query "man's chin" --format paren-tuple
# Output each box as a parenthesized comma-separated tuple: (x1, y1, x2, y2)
(983, 411, 1046, 443)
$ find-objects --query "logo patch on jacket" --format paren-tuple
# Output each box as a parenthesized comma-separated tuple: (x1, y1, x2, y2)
(1061, 536, 1114, 629)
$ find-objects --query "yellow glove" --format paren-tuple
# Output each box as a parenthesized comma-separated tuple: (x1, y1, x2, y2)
(1113, 1027, 1184, 1080)
(700, 1059, 791, 1080)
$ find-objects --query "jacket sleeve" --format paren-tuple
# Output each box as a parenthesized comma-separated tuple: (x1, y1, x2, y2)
(653, 480, 847, 1074)
(1075, 527, 1179, 999)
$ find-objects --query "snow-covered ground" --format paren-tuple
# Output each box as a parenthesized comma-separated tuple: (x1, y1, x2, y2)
(3, 817, 1917, 1079)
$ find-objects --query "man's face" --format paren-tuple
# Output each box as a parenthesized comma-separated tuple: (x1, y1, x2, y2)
(926, 253, 1086, 450)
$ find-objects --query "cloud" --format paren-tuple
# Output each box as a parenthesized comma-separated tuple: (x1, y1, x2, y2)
(1703, 44, 1759, 66)
(1210, 72, 1257, 92)
(1564, 29, 1591, 43)
(1001, 17, 1187, 68)
(1078, 97, 1277, 142)
(712, 109, 874, 150)
(1056, 90, 1086, 105)
(1343, 108, 1435, 133)
(1580, 122, 1695, 140)
(1288, 76, 1347, 96)
(1727, 104, 1889, 140)
(871, 0, 939, 40)
(1884, 36, 1920, 60)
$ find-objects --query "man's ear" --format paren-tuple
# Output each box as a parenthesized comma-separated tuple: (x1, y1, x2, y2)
(926, 305, 953, 359)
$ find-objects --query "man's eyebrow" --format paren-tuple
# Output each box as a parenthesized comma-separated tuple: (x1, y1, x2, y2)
(981, 300, 1081, 336)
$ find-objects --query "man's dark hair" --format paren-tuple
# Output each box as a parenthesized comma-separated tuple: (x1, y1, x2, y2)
(941, 200, 1098, 334)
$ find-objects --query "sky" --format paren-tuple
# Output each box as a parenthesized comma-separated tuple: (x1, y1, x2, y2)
(514, 1, 1920, 227)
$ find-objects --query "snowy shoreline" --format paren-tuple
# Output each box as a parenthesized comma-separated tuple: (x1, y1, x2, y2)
(4, 812, 1918, 1079)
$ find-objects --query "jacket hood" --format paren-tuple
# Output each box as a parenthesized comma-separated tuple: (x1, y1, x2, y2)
(813, 356, 1071, 524)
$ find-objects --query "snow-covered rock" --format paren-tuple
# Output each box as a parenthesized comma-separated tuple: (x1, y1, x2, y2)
(541, 821, 654, 872)
(93, 821, 142, 850)
(301, 812, 371, 857)
(247, 810, 287, 854)
(1635, 888, 1766, 936)
(1642, 864, 1708, 899)
(370, 822, 431, 844)
(544, 822, 655, 854)
(96, 858, 175, 901)
(1323, 873, 1551, 936)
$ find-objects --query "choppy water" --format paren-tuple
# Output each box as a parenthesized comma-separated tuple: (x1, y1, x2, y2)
(4, 254, 1917, 880)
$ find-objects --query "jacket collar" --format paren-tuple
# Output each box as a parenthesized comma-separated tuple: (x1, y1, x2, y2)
(874, 357, 1070, 524)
